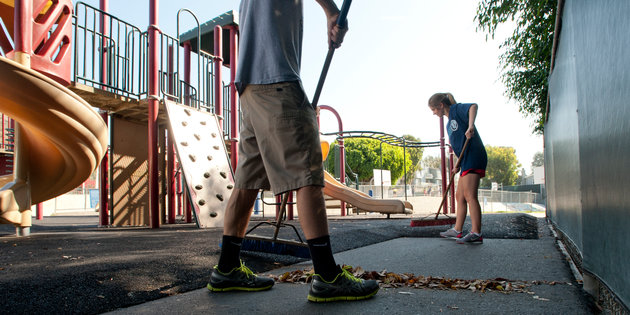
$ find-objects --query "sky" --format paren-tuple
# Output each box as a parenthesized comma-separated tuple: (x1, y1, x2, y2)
(80, 0, 544, 173)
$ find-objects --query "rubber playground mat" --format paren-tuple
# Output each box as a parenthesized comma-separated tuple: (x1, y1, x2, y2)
(0, 213, 540, 314)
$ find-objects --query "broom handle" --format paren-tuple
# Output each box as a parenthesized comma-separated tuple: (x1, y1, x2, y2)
(311, 0, 352, 109)
(273, 192, 290, 241)
(435, 137, 471, 220)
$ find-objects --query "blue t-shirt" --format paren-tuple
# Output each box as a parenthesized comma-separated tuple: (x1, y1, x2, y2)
(236, 0, 303, 93)
(447, 103, 487, 172)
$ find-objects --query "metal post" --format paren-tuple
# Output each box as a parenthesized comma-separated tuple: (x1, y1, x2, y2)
(287, 191, 294, 220)
(99, 0, 109, 87)
(167, 45, 175, 224)
(183, 42, 191, 105)
(148, 0, 160, 228)
(449, 147, 455, 214)
(36, 203, 43, 220)
(229, 26, 239, 171)
(318, 105, 345, 215)
(439, 116, 448, 214)
(99, 113, 109, 226)
(380, 142, 384, 199)
(213, 26, 223, 125)
(12, 0, 33, 235)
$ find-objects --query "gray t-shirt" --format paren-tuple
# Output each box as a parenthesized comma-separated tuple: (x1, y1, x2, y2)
(236, 0, 303, 94)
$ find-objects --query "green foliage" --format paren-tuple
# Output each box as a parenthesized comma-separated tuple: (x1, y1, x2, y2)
(325, 138, 413, 184)
(531, 151, 544, 168)
(402, 135, 424, 184)
(475, 0, 557, 134)
(482, 145, 521, 187)
(422, 155, 443, 169)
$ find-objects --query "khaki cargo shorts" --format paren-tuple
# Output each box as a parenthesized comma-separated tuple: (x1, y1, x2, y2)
(234, 81, 324, 195)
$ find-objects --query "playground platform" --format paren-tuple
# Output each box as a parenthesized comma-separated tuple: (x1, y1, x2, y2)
(0, 213, 595, 314)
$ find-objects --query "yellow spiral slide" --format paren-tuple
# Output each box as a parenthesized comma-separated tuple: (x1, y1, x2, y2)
(0, 56, 107, 231)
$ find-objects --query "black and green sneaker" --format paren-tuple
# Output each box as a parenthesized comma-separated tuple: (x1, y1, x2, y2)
(308, 265, 379, 302)
(207, 261, 274, 292)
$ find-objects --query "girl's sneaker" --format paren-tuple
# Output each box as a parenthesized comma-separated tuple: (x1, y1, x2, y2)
(456, 232, 483, 244)
(439, 228, 463, 239)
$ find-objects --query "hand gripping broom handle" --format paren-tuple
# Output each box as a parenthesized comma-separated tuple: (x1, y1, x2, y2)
(311, 0, 352, 109)
(435, 137, 471, 220)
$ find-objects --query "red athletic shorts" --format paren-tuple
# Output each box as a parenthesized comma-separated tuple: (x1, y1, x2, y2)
(461, 169, 486, 178)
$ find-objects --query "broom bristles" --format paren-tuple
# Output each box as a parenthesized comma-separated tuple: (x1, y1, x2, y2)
(240, 239, 311, 258)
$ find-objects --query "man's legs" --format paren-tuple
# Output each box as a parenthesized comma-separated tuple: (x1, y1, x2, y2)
(296, 185, 339, 281)
(208, 188, 275, 292)
(297, 185, 380, 302)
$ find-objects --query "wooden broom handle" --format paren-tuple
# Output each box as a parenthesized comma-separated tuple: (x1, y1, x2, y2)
(434, 137, 472, 219)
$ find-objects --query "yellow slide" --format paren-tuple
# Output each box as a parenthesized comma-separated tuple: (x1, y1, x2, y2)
(0, 56, 107, 228)
(320, 141, 412, 215)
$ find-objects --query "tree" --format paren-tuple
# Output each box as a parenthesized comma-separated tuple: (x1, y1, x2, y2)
(325, 138, 412, 184)
(422, 155, 442, 169)
(482, 145, 521, 187)
(475, 0, 557, 134)
(531, 151, 544, 168)
(402, 134, 424, 184)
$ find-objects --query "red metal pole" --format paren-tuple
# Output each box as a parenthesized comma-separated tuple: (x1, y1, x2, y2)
(229, 26, 239, 170)
(167, 134, 175, 223)
(439, 116, 448, 214)
(176, 165, 182, 216)
(275, 195, 281, 219)
(184, 192, 192, 223)
(166, 45, 175, 224)
(36, 203, 43, 220)
(449, 147, 455, 214)
(148, 0, 160, 228)
(287, 191, 294, 220)
(99, 0, 108, 86)
(318, 105, 345, 216)
(213, 26, 223, 126)
(183, 42, 191, 105)
(14, 0, 31, 58)
(97, 1, 110, 226)
(99, 112, 109, 225)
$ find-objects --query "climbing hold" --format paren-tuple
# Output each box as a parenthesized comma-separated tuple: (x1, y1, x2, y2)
(216, 194, 224, 201)
(210, 212, 218, 218)
(181, 141, 188, 146)
(198, 199, 206, 206)
(195, 185, 203, 190)
(213, 145, 220, 150)
(200, 121, 207, 125)
(189, 154, 196, 162)
(227, 185, 233, 190)
(181, 121, 188, 126)
(203, 172, 210, 178)
(211, 133, 217, 138)
(207, 156, 213, 161)
(194, 134, 201, 141)
(184, 109, 191, 116)
(220, 172, 227, 179)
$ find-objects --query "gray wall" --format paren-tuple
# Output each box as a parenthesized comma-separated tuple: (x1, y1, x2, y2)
(546, 0, 630, 308)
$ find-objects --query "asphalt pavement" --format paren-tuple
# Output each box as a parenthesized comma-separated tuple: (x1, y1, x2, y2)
(0, 213, 596, 314)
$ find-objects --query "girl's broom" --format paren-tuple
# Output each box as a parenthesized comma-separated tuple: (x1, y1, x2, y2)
(410, 137, 471, 227)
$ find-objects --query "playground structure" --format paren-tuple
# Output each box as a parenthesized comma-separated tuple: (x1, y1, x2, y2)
(0, 1, 459, 233)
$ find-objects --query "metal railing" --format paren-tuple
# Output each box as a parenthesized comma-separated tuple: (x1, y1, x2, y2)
(73, 2, 228, 126)
(73, 2, 143, 98)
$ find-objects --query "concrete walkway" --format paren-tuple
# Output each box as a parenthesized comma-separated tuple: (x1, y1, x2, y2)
(105, 217, 592, 314)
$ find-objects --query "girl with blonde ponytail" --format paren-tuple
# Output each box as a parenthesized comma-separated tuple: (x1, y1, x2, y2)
(428, 93, 487, 244)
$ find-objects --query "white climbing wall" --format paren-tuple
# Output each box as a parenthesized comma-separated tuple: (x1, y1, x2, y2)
(164, 100, 234, 228)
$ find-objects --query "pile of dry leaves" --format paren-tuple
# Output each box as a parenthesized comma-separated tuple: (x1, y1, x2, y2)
(268, 265, 567, 295)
